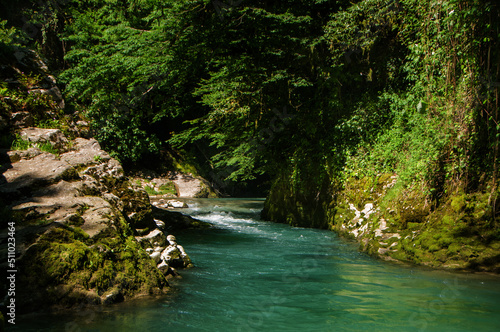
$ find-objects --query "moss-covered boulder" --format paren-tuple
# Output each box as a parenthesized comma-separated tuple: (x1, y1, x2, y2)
(0, 133, 198, 313)
(17, 225, 168, 313)
(329, 175, 500, 272)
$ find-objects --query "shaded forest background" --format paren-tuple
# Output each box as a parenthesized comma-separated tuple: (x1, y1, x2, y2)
(1, 0, 499, 229)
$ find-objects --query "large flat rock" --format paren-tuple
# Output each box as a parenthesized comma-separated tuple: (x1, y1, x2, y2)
(60, 138, 111, 167)
(0, 153, 76, 196)
(169, 173, 205, 197)
(20, 127, 68, 150)
(12, 180, 113, 237)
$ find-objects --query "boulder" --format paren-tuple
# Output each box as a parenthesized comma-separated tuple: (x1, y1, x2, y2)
(157, 261, 170, 275)
(135, 228, 167, 248)
(29, 86, 65, 109)
(101, 288, 124, 305)
(152, 206, 211, 231)
(60, 138, 111, 167)
(154, 218, 165, 230)
(0, 126, 202, 312)
(169, 172, 211, 197)
(167, 200, 188, 209)
(11, 112, 34, 128)
(150, 251, 162, 264)
(20, 127, 68, 150)
(0, 152, 77, 198)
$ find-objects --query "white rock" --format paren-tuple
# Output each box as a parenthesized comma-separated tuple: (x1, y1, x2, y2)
(167, 200, 188, 208)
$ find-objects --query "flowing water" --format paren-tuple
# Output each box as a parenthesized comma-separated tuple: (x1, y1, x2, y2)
(15, 198, 500, 331)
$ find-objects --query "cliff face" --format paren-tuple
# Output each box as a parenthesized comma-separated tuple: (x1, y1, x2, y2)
(263, 172, 500, 273)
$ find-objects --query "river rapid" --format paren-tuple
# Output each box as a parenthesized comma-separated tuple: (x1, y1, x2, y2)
(15, 198, 500, 331)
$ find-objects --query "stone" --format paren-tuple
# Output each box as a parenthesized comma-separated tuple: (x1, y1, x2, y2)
(102, 288, 124, 305)
(76, 120, 89, 127)
(20, 127, 68, 150)
(11, 112, 34, 128)
(160, 235, 192, 268)
(361, 203, 375, 219)
(135, 228, 167, 248)
(154, 218, 165, 230)
(0, 153, 76, 197)
(168, 172, 207, 197)
(152, 206, 211, 231)
(29, 86, 65, 109)
(60, 138, 111, 167)
(378, 247, 390, 255)
(150, 251, 162, 264)
(157, 261, 169, 275)
(167, 200, 188, 208)
(349, 203, 361, 222)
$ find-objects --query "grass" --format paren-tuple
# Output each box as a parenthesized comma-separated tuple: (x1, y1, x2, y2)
(10, 134, 61, 156)
(143, 182, 177, 196)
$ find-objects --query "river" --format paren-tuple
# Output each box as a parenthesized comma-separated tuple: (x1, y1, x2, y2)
(14, 198, 500, 331)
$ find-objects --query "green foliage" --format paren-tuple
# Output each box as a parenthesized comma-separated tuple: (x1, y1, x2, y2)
(0, 20, 16, 53)
(143, 182, 177, 196)
(10, 135, 31, 151)
(11, 134, 60, 155)
(60, 0, 206, 164)
(56, 0, 498, 214)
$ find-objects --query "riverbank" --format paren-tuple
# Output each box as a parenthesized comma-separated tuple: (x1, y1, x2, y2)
(262, 173, 500, 274)
(0, 127, 211, 314)
(0, 48, 211, 318)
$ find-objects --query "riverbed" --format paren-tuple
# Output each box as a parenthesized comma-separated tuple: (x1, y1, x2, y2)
(14, 198, 500, 331)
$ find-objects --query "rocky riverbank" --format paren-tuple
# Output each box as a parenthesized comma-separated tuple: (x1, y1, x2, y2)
(0, 128, 209, 314)
(0, 48, 210, 316)
(263, 173, 500, 273)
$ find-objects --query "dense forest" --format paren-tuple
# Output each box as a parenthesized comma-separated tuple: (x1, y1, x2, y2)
(1, 0, 499, 270)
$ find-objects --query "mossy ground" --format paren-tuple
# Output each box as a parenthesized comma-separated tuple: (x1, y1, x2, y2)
(5, 172, 169, 313)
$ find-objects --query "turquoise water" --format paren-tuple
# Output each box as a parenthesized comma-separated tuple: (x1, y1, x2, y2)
(15, 198, 500, 331)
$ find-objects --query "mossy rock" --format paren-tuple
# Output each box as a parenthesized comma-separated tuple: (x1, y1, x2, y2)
(152, 206, 211, 231)
(450, 191, 467, 213)
(127, 208, 155, 230)
(16, 224, 168, 312)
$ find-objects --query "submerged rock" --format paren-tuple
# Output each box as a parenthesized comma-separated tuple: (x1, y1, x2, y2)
(152, 206, 211, 231)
